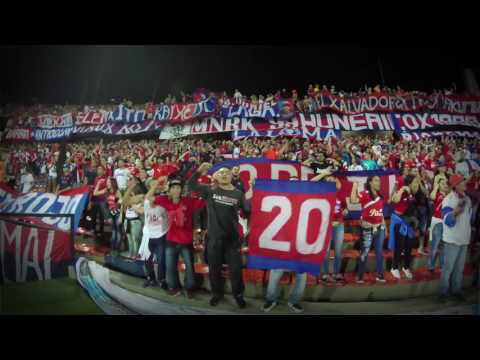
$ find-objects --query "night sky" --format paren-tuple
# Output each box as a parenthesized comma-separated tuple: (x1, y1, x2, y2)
(0, 45, 479, 105)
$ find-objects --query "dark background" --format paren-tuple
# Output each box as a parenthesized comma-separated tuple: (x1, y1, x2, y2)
(1, 45, 479, 105)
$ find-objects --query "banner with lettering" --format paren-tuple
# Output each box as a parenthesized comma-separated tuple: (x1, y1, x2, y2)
(33, 127, 74, 141)
(232, 128, 341, 141)
(209, 158, 315, 189)
(0, 219, 73, 282)
(107, 104, 147, 124)
(0, 184, 90, 232)
(391, 113, 480, 132)
(152, 97, 216, 123)
(73, 120, 163, 137)
(5, 128, 32, 141)
(308, 94, 480, 115)
(247, 179, 336, 275)
(160, 116, 346, 140)
(209, 160, 399, 220)
(399, 130, 480, 141)
(220, 102, 281, 119)
(35, 113, 74, 128)
(75, 111, 106, 125)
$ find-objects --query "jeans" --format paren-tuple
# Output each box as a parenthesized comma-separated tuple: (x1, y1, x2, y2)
(145, 235, 166, 282)
(358, 226, 385, 278)
(320, 223, 344, 275)
(266, 269, 307, 305)
(440, 242, 468, 296)
(166, 241, 195, 290)
(124, 218, 142, 257)
(392, 222, 415, 270)
(110, 212, 123, 251)
(417, 206, 429, 249)
(428, 222, 444, 271)
(91, 201, 108, 239)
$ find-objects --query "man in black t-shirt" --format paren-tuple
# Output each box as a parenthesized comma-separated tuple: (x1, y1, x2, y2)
(188, 163, 252, 308)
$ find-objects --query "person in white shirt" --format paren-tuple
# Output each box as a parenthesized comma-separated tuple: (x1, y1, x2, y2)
(113, 159, 130, 193)
(439, 174, 472, 302)
(20, 167, 34, 193)
(140, 178, 170, 288)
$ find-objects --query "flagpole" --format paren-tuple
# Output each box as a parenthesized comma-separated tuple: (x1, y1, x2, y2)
(152, 80, 158, 103)
(378, 57, 386, 87)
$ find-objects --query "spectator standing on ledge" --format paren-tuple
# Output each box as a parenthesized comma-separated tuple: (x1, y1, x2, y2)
(350, 176, 387, 284)
(439, 174, 472, 303)
(188, 162, 252, 308)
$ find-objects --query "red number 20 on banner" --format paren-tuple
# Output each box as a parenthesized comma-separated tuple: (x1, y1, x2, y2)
(247, 180, 336, 275)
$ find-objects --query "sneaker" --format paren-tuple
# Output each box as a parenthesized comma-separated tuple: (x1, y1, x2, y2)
(209, 295, 223, 307)
(391, 268, 401, 280)
(262, 301, 278, 313)
(185, 290, 194, 299)
(355, 276, 365, 284)
(168, 289, 182, 297)
(402, 267, 413, 280)
(287, 303, 304, 313)
(376, 273, 386, 283)
(234, 295, 247, 309)
(334, 274, 345, 283)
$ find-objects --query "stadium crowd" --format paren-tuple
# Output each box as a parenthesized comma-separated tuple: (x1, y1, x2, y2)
(2, 130, 480, 312)
(0, 83, 462, 130)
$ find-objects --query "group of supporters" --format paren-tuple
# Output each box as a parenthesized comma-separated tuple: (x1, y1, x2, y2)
(3, 132, 480, 312)
(1, 82, 462, 132)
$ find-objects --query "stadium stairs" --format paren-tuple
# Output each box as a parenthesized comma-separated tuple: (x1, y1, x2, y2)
(75, 219, 478, 303)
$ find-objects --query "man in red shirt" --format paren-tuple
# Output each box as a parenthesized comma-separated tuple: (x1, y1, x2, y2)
(154, 179, 204, 298)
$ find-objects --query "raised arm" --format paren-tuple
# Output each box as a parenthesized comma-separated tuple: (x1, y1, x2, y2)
(278, 140, 290, 157)
(187, 162, 212, 199)
(430, 178, 440, 201)
(310, 168, 333, 182)
(146, 178, 164, 207)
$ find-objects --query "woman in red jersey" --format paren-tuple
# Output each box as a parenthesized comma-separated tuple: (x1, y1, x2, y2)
(350, 176, 386, 283)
